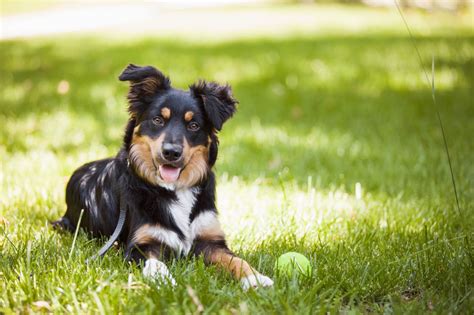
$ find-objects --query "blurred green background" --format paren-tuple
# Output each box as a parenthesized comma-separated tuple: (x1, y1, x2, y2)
(1, 0, 473, 313)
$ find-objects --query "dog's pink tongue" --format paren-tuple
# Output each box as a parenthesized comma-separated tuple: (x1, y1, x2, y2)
(159, 165, 181, 183)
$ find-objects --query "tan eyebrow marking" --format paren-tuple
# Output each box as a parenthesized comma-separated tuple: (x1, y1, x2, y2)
(184, 111, 194, 122)
(133, 124, 141, 134)
(161, 107, 171, 119)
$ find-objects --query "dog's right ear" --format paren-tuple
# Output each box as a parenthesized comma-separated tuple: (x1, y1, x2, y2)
(208, 133, 219, 167)
(119, 64, 171, 115)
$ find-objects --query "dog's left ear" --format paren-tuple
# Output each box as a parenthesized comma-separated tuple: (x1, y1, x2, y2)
(190, 80, 238, 131)
(119, 64, 171, 115)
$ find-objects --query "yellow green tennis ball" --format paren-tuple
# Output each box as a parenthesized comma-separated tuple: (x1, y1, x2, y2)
(274, 252, 312, 277)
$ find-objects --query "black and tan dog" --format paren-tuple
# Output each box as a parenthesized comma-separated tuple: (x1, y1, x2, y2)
(53, 64, 273, 290)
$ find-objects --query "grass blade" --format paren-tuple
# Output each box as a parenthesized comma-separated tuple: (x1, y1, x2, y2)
(68, 209, 84, 261)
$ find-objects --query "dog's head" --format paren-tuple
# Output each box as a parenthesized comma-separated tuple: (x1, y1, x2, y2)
(119, 64, 237, 189)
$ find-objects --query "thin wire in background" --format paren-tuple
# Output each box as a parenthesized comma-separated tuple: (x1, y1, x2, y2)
(394, 0, 462, 215)
(394, 1, 472, 267)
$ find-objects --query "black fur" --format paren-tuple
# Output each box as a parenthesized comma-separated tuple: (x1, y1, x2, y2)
(53, 64, 237, 264)
(190, 80, 238, 131)
(119, 64, 171, 116)
(192, 238, 232, 262)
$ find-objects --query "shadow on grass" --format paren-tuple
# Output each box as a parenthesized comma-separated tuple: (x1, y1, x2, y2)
(1, 34, 472, 200)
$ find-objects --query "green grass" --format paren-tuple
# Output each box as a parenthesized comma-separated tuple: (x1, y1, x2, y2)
(1, 5, 473, 314)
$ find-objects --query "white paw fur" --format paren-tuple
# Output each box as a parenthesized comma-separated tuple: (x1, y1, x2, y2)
(142, 258, 176, 286)
(240, 273, 274, 291)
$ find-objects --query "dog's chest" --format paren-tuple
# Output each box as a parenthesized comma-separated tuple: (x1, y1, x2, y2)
(133, 187, 208, 255)
(167, 188, 198, 253)
(169, 188, 196, 236)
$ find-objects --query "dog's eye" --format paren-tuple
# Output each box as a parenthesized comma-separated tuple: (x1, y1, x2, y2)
(188, 122, 200, 131)
(152, 116, 165, 126)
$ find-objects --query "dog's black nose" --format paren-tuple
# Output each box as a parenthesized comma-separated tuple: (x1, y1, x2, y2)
(162, 143, 183, 162)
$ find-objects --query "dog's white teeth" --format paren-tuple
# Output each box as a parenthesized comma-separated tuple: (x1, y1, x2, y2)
(240, 274, 274, 291)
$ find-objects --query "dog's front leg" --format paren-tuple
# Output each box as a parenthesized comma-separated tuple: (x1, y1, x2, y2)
(191, 212, 273, 290)
(126, 241, 177, 287)
(194, 239, 273, 290)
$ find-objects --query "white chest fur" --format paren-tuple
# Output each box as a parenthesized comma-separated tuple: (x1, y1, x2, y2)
(167, 188, 198, 253)
(133, 187, 221, 256)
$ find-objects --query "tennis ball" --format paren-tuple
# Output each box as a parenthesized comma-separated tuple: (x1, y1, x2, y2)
(274, 252, 312, 277)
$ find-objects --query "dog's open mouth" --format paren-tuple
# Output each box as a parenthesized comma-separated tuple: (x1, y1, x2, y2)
(159, 165, 182, 183)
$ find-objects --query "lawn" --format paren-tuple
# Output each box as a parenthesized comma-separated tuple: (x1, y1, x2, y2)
(1, 4, 473, 314)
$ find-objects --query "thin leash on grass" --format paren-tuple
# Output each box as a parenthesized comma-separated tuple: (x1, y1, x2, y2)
(394, 1, 472, 265)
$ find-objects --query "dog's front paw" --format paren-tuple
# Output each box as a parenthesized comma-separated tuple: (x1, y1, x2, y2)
(240, 273, 274, 291)
(143, 258, 176, 287)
